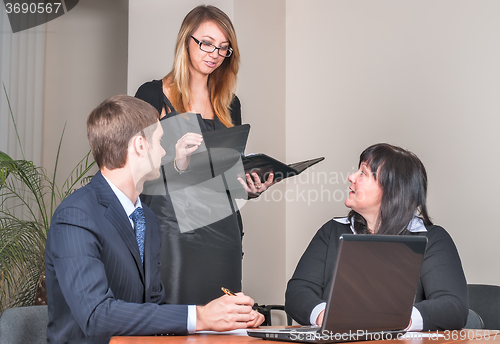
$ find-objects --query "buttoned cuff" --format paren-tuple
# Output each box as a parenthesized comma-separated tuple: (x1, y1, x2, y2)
(407, 306, 423, 331)
(187, 305, 196, 333)
(310, 302, 326, 325)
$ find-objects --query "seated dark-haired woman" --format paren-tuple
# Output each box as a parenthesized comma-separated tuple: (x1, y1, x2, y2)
(285, 143, 468, 331)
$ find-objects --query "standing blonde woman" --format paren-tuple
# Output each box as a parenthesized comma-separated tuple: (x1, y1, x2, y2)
(136, 5, 274, 305)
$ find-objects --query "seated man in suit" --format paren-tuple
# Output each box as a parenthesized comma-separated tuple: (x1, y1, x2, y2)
(45, 95, 264, 343)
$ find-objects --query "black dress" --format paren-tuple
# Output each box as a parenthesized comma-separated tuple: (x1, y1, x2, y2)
(136, 80, 245, 305)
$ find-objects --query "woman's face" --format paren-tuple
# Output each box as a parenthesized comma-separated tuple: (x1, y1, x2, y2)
(188, 21, 229, 77)
(345, 162, 383, 221)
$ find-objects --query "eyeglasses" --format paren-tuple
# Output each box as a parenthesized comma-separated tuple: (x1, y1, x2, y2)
(191, 36, 233, 58)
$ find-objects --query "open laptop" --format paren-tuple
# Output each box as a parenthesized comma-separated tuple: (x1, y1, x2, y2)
(247, 234, 428, 343)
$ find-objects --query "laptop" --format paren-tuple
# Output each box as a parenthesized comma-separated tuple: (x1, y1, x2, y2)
(247, 234, 428, 343)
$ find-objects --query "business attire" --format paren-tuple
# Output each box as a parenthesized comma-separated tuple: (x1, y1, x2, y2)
(285, 217, 469, 331)
(135, 80, 245, 306)
(45, 171, 191, 344)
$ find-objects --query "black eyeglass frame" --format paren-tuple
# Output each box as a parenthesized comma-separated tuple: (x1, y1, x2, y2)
(190, 36, 233, 58)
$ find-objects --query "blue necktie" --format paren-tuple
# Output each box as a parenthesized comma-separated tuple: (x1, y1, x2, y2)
(130, 207, 146, 263)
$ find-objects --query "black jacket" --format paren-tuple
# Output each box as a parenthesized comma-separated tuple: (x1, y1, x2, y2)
(285, 219, 469, 331)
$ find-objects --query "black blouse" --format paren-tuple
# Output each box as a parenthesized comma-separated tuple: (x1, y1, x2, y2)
(135, 80, 246, 305)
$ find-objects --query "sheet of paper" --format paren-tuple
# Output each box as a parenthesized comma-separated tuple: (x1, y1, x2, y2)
(195, 329, 249, 336)
(403, 332, 445, 338)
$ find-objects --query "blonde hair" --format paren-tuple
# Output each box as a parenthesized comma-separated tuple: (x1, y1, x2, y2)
(163, 5, 240, 127)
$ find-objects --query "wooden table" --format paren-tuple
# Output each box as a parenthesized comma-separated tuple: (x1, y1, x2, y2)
(110, 329, 500, 344)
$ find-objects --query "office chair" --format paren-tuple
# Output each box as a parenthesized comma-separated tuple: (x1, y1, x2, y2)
(464, 309, 484, 329)
(254, 304, 293, 326)
(468, 284, 500, 330)
(0, 305, 48, 344)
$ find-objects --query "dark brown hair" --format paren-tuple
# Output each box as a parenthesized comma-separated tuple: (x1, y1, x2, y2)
(87, 95, 159, 169)
(348, 143, 433, 235)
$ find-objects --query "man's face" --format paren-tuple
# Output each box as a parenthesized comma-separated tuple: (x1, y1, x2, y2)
(145, 121, 165, 181)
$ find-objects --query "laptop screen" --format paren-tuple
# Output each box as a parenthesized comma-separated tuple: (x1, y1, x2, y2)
(322, 234, 427, 334)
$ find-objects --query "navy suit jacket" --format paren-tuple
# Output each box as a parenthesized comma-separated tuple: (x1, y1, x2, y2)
(45, 171, 189, 343)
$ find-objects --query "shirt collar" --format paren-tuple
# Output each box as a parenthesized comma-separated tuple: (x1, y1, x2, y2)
(333, 215, 427, 234)
(102, 174, 142, 219)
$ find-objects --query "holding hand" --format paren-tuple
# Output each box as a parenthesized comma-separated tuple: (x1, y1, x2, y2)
(174, 132, 203, 171)
(196, 292, 264, 332)
(247, 309, 265, 328)
(238, 172, 277, 197)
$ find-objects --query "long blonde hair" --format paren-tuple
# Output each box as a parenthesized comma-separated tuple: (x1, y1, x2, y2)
(163, 5, 240, 127)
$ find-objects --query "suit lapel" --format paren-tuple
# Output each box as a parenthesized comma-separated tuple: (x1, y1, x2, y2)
(92, 172, 145, 283)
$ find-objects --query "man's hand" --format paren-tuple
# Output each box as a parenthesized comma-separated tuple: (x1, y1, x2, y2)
(196, 293, 263, 331)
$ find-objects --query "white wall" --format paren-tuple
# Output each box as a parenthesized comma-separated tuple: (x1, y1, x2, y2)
(234, 0, 287, 305)
(43, 0, 129, 184)
(285, 0, 500, 286)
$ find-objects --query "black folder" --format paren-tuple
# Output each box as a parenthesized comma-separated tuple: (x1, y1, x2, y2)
(243, 154, 324, 183)
(202, 124, 324, 182)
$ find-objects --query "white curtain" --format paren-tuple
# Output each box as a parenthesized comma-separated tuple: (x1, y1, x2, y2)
(0, 6, 45, 165)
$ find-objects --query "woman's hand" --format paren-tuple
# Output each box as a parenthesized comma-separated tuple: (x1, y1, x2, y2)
(174, 132, 203, 171)
(316, 310, 325, 326)
(238, 172, 277, 196)
(247, 310, 265, 328)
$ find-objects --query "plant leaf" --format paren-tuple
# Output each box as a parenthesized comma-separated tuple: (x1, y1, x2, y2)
(0, 89, 94, 312)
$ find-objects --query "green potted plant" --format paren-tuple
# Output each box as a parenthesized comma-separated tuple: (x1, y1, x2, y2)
(0, 86, 95, 312)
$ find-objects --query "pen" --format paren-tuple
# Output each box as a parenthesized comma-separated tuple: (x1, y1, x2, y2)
(221, 287, 236, 296)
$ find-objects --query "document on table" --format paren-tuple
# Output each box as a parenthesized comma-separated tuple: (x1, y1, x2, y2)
(403, 332, 445, 338)
(196, 329, 249, 336)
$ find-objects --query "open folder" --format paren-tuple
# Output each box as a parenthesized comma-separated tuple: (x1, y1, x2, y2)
(202, 124, 324, 183)
(243, 154, 324, 182)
